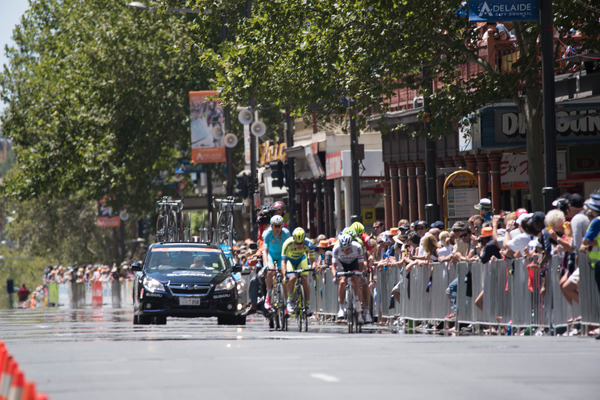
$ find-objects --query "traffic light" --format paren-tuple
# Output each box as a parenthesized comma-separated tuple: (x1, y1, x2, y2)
(6, 279, 14, 294)
(270, 160, 285, 188)
(235, 174, 249, 198)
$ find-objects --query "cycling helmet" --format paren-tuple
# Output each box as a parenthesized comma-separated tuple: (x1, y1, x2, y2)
(338, 233, 353, 249)
(271, 201, 286, 212)
(351, 221, 365, 236)
(342, 226, 356, 238)
(270, 215, 284, 225)
(292, 227, 305, 243)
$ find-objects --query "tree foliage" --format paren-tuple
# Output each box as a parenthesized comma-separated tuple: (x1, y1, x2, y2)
(0, 0, 216, 213)
(191, 0, 599, 209)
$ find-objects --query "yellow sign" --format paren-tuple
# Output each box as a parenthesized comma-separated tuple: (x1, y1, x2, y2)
(259, 142, 287, 165)
(362, 208, 376, 224)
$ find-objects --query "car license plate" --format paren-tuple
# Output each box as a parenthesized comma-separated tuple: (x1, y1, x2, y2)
(179, 297, 201, 306)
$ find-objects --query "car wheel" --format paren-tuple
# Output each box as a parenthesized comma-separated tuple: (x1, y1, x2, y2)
(217, 315, 237, 325)
(236, 315, 246, 325)
(134, 314, 152, 325)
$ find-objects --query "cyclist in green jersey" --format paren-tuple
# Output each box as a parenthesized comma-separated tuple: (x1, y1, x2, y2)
(281, 227, 315, 315)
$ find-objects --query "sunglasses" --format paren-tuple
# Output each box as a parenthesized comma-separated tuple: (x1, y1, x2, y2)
(460, 233, 470, 238)
(417, 226, 426, 230)
(272, 224, 282, 228)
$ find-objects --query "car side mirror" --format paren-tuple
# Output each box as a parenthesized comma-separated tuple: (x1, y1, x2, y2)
(131, 261, 142, 272)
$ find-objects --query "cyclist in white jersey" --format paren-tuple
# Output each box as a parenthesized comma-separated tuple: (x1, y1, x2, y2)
(331, 233, 365, 321)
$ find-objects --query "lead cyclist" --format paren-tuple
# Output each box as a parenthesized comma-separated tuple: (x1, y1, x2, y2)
(280, 227, 315, 316)
(262, 215, 291, 310)
(331, 233, 366, 323)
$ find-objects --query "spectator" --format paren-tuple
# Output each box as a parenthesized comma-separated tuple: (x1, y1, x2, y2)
(17, 283, 30, 302)
(580, 193, 600, 294)
(371, 220, 385, 239)
(474, 198, 494, 221)
(561, 193, 588, 307)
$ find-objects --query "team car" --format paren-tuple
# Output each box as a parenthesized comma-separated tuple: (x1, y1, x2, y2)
(131, 242, 246, 325)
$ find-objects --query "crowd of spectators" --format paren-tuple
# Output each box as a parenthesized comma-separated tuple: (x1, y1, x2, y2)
(43, 262, 135, 284)
(231, 191, 600, 337)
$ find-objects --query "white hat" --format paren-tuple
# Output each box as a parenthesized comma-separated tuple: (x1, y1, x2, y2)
(474, 198, 493, 211)
(516, 212, 533, 226)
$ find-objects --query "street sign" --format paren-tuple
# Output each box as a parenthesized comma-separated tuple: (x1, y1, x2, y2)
(443, 170, 478, 228)
(468, 0, 539, 22)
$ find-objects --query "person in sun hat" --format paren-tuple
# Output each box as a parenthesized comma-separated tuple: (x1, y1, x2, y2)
(313, 239, 334, 274)
(474, 198, 494, 221)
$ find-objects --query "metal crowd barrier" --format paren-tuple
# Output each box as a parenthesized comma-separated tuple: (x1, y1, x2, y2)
(311, 254, 599, 335)
(44, 254, 600, 335)
(46, 281, 134, 309)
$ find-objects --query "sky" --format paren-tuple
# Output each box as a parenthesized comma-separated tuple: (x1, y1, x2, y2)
(0, 0, 31, 116)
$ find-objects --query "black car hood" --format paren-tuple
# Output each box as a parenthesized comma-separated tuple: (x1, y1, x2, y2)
(147, 270, 230, 285)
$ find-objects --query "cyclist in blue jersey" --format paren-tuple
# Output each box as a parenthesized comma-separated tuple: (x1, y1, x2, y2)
(262, 215, 291, 309)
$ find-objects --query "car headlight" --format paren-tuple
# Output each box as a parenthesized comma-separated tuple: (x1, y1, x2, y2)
(215, 276, 235, 291)
(143, 276, 165, 293)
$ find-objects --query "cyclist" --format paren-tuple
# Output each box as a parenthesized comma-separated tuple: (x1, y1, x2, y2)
(331, 233, 366, 322)
(281, 227, 315, 315)
(350, 221, 374, 323)
(262, 215, 291, 310)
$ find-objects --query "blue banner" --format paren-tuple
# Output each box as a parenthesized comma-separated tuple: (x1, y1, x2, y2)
(468, 0, 539, 22)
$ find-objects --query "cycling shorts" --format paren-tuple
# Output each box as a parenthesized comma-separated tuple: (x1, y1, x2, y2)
(339, 258, 360, 272)
(265, 253, 281, 269)
(285, 254, 309, 276)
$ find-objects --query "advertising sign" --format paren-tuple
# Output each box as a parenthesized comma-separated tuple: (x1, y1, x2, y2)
(501, 152, 566, 189)
(190, 90, 226, 163)
(468, 0, 539, 22)
(326, 152, 343, 179)
(97, 196, 120, 228)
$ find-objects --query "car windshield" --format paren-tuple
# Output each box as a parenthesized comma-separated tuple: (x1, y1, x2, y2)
(146, 247, 228, 273)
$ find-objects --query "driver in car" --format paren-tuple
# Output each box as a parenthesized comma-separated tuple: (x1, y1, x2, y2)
(190, 256, 213, 270)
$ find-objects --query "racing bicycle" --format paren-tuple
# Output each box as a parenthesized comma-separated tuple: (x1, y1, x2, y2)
(266, 263, 287, 331)
(213, 197, 244, 248)
(286, 268, 314, 332)
(336, 270, 363, 333)
(156, 197, 186, 242)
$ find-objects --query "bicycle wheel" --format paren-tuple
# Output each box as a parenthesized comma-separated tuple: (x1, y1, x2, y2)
(227, 211, 234, 248)
(216, 212, 228, 245)
(181, 210, 190, 242)
(273, 283, 284, 331)
(296, 284, 305, 332)
(346, 287, 354, 334)
(156, 215, 166, 242)
(167, 210, 178, 242)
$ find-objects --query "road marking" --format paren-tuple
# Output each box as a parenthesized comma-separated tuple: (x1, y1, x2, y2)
(310, 373, 339, 383)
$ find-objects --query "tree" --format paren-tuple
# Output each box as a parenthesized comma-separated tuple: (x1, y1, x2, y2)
(194, 0, 600, 210)
(0, 0, 216, 213)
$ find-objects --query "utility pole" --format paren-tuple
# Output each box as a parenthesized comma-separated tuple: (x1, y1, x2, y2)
(423, 67, 439, 224)
(349, 101, 361, 223)
(540, 0, 559, 211)
(285, 109, 297, 231)
(222, 8, 234, 197)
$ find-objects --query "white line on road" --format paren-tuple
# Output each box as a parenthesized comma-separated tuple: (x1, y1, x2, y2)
(310, 373, 340, 383)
